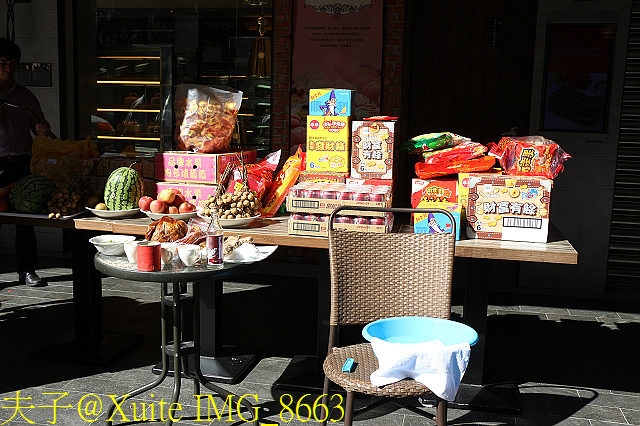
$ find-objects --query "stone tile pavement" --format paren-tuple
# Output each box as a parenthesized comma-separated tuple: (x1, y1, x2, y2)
(0, 251, 638, 425)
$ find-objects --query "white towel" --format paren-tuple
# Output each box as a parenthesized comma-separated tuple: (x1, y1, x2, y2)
(369, 337, 471, 402)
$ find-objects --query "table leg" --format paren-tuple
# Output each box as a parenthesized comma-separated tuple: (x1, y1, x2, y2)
(153, 279, 259, 384)
(30, 229, 143, 365)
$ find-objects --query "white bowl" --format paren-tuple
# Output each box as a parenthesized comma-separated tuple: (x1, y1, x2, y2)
(86, 206, 140, 219)
(197, 213, 260, 228)
(141, 210, 198, 221)
(89, 234, 136, 256)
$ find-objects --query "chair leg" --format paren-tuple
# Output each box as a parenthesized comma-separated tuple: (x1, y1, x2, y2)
(320, 376, 331, 426)
(344, 391, 354, 426)
(435, 397, 447, 426)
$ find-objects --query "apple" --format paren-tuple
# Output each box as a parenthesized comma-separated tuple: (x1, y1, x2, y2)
(170, 188, 182, 195)
(179, 202, 196, 213)
(0, 187, 9, 199)
(149, 199, 166, 213)
(158, 188, 176, 204)
(138, 195, 153, 211)
(168, 205, 179, 214)
(0, 198, 10, 212)
(171, 192, 187, 207)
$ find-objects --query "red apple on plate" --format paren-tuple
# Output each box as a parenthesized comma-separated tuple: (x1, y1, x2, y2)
(0, 198, 10, 212)
(171, 188, 182, 195)
(158, 188, 176, 204)
(138, 195, 153, 211)
(179, 202, 196, 213)
(168, 205, 179, 214)
(171, 192, 187, 207)
(150, 199, 166, 213)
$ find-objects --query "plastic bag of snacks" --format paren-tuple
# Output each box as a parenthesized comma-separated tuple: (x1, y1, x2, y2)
(30, 135, 100, 185)
(260, 145, 305, 218)
(402, 132, 471, 157)
(488, 136, 571, 179)
(226, 150, 281, 203)
(422, 141, 487, 164)
(415, 155, 496, 179)
(174, 84, 242, 153)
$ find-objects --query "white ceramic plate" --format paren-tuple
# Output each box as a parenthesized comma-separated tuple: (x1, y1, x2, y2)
(224, 245, 278, 264)
(89, 234, 136, 256)
(86, 206, 140, 219)
(197, 213, 260, 228)
(142, 210, 198, 221)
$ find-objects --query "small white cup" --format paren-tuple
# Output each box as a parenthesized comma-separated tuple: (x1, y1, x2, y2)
(178, 244, 202, 266)
(124, 240, 138, 264)
(160, 242, 176, 265)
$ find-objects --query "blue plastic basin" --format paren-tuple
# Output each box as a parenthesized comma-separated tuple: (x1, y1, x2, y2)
(362, 316, 479, 346)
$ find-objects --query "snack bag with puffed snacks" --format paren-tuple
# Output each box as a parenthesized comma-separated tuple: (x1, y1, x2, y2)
(260, 145, 304, 217)
(226, 150, 281, 202)
(488, 136, 571, 179)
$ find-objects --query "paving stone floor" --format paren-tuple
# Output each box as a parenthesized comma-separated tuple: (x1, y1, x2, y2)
(0, 250, 638, 425)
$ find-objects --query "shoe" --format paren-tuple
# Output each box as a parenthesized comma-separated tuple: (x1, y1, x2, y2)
(18, 271, 47, 287)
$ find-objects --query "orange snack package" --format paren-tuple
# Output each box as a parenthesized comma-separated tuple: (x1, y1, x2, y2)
(488, 136, 571, 179)
(226, 150, 281, 202)
(415, 155, 495, 179)
(260, 146, 305, 217)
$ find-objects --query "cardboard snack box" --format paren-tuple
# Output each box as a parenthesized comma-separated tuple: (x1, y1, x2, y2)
(466, 174, 553, 243)
(155, 182, 218, 210)
(287, 214, 392, 237)
(299, 171, 348, 183)
(413, 202, 462, 241)
(350, 120, 395, 179)
(306, 116, 350, 173)
(308, 89, 353, 117)
(155, 150, 257, 184)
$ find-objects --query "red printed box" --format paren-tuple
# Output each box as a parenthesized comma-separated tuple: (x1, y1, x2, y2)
(299, 171, 348, 183)
(155, 182, 218, 210)
(411, 178, 458, 207)
(155, 150, 257, 184)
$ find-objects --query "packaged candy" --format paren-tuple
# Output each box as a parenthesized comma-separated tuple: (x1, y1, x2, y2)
(402, 132, 470, 155)
(260, 146, 305, 217)
(488, 136, 571, 179)
(415, 155, 495, 179)
(227, 150, 281, 202)
(175, 84, 242, 153)
(422, 141, 487, 164)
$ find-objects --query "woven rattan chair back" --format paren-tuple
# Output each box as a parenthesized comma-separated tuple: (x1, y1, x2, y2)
(328, 207, 456, 327)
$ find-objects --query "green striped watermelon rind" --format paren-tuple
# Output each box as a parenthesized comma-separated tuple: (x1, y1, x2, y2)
(104, 166, 143, 211)
(8, 174, 56, 213)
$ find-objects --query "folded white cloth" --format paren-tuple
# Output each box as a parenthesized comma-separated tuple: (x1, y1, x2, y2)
(226, 243, 261, 261)
(370, 337, 471, 402)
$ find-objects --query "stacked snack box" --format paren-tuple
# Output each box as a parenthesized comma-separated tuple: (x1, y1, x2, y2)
(305, 89, 352, 174)
(350, 118, 395, 180)
(410, 177, 462, 240)
(286, 181, 393, 237)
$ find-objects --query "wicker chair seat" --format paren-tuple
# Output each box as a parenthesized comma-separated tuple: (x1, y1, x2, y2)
(323, 343, 433, 397)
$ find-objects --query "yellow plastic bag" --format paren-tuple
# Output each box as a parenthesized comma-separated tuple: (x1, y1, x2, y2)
(30, 136, 100, 185)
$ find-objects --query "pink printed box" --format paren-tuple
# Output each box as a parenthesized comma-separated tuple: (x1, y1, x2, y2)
(155, 150, 257, 184)
(155, 182, 218, 210)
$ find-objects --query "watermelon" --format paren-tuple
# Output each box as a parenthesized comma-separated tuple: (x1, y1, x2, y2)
(9, 175, 56, 213)
(104, 165, 143, 210)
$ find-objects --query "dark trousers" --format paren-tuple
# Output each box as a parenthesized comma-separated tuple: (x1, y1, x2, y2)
(0, 154, 38, 272)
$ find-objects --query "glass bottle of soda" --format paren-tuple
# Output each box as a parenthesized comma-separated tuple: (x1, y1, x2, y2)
(206, 208, 224, 265)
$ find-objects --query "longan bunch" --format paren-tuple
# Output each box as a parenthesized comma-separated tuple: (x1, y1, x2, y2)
(45, 187, 84, 219)
(201, 189, 261, 219)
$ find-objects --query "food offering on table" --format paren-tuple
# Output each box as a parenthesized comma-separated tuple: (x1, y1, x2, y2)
(350, 117, 396, 180)
(174, 84, 243, 153)
(139, 187, 198, 220)
(226, 149, 280, 203)
(145, 216, 189, 242)
(487, 136, 571, 179)
(104, 164, 143, 211)
(200, 190, 262, 220)
(89, 234, 136, 256)
(8, 175, 56, 214)
(260, 145, 304, 218)
(44, 186, 86, 219)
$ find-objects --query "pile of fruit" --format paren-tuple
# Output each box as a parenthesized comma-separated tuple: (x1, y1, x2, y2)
(45, 187, 87, 219)
(138, 188, 196, 215)
(200, 189, 261, 219)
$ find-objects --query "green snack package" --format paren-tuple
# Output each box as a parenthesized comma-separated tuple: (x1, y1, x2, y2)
(402, 132, 469, 154)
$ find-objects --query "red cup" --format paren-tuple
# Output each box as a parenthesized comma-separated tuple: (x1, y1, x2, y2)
(303, 189, 322, 199)
(137, 241, 162, 271)
(335, 216, 352, 224)
(305, 214, 321, 221)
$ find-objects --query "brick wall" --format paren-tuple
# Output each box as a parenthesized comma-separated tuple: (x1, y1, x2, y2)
(381, 0, 405, 118)
(271, 0, 294, 155)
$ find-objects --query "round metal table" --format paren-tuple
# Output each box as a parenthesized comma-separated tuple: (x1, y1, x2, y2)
(95, 253, 260, 426)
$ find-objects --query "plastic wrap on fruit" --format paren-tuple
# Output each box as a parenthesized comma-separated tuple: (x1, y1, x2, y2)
(488, 136, 571, 179)
(174, 84, 243, 153)
(415, 155, 496, 179)
(402, 132, 470, 154)
(422, 141, 487, 164)
(260, 145, 304, 218)
(226, 150, 281, 203)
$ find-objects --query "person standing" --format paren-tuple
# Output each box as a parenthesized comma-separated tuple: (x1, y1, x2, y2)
(0, 38, 51, 287)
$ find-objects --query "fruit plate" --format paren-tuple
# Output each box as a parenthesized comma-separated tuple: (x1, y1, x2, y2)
(142, 210, 198, 221)
(197, 213, 261, 228)
(86, 206, 140, 219)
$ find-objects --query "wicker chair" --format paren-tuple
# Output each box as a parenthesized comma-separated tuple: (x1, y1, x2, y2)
(320, 206, 457, 426)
